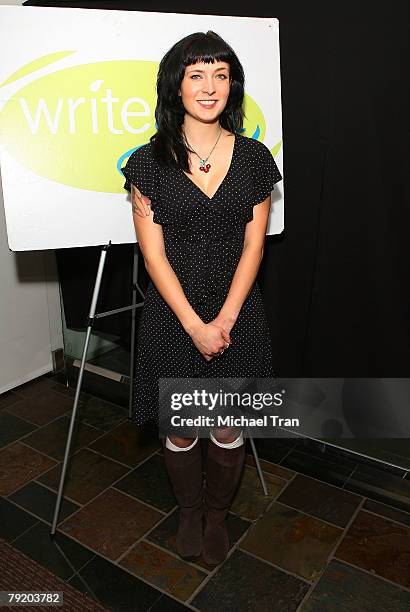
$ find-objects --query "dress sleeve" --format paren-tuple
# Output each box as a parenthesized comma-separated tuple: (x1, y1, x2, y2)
(252, 140, 282, 205)
(120, 144, 157, 201)
(120, 144, 175, 226)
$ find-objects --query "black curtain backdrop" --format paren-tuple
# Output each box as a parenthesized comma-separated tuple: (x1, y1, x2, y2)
(24, 1, 410, 374)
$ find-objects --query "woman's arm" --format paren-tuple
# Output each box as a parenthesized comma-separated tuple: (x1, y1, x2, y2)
(213, 194, 272, 333)
(131, 183, 151, 216)
(131, 193, 231, 359)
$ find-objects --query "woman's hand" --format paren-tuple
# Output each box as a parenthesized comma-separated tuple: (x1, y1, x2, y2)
(209, 313, 236, 337)
(131, 183, 151, 217)
(189, 322, 231, 361)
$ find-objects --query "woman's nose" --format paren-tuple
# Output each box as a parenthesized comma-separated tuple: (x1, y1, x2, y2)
(202, 78, 216, 95)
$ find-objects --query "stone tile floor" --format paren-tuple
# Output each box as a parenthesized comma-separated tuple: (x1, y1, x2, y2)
(1, 373, 410, 611)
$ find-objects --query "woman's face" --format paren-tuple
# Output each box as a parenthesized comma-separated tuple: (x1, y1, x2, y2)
(178, 60, 231, 124)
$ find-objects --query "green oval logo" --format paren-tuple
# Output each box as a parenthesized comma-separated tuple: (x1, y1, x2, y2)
(0, 56, 281, 193)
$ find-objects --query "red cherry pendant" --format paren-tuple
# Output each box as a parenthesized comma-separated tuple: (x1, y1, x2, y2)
(200, 163, 211, 173)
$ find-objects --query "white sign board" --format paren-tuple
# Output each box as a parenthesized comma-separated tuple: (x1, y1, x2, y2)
(0, 5, 283, 251)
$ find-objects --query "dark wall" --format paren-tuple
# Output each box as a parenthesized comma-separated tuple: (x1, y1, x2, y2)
(24, 1, 410, 375)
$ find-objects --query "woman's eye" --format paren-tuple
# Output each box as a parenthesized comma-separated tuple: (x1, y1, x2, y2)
(190, 74, 228, 80)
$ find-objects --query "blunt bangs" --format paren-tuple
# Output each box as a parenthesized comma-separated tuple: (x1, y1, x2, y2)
(181, 34, 234, 70)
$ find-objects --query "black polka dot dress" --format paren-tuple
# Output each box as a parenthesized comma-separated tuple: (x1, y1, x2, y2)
(121, 132, 282, 426)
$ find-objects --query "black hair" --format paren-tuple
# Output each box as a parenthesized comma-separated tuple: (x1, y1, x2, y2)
(149, 31, 245, 173)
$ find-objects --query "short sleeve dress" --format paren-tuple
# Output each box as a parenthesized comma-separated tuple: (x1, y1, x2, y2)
(121, 133, 282, 426)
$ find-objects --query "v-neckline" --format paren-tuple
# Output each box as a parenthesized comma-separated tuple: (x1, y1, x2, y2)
(181, 132, 238, 202)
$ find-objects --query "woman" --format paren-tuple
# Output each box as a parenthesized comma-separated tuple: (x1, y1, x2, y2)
(121, 31, 282, 566)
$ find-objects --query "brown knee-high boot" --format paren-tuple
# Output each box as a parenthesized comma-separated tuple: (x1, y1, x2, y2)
(203, 439, 245, 566)
(162, 438, 204, 560)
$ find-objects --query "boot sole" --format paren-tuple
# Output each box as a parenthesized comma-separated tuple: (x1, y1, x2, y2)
(203, 555, 225, 566)
(178, 552, 202, 561)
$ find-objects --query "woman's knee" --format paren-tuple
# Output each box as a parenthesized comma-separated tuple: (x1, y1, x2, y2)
(211, 426, 242, 444)
(166, 435, 196, 448)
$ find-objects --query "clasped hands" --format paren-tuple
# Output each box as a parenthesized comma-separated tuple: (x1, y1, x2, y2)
(189, 316, 233, 362)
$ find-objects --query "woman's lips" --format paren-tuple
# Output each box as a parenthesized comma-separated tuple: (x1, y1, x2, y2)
(197, 100, 218, 109)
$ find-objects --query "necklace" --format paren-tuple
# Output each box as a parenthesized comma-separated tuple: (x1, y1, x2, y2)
(182, 126, 223, 173)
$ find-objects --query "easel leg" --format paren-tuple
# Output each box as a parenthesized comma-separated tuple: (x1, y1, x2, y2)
(50, 242, 111, 537)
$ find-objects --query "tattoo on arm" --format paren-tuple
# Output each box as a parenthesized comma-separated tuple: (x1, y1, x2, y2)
(131, 183, 138, 214)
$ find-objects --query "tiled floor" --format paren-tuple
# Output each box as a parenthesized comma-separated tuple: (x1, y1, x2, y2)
(1, 373, 410, 611)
